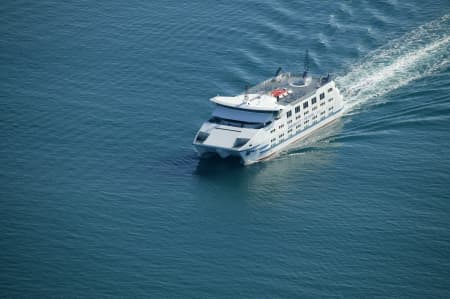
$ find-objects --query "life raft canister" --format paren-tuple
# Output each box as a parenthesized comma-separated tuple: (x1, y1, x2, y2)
(271, 88, 288, 98)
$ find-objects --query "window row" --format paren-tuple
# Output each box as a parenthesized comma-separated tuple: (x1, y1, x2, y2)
(288, 90, 335, 118)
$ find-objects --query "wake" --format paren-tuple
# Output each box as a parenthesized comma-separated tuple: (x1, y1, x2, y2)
(336, 13, 450, 114)
(277, 14, 449, 161)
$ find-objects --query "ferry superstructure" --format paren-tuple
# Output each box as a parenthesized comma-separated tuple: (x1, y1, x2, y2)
(193, 70, 344, 165)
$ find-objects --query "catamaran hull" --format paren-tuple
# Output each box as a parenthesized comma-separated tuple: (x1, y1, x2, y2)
(194, 108, 343, 165)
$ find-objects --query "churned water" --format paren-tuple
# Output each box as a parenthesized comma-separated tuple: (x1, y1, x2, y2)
(1, 1, 449, 297)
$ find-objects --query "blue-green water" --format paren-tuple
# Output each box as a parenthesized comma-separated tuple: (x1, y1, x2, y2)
(1, 1, 450, 297)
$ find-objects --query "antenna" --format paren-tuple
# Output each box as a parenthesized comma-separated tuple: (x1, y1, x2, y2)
(275, 67, 282, 77)
(244, 85, 249, 102)
(303, 49, 310, 78)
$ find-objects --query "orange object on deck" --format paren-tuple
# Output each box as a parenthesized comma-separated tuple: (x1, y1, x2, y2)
(271, 88, 288, 98)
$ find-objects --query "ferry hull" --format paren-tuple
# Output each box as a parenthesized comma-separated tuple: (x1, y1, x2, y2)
(193, 144, 241, 159)
(194, 108, 343, 166)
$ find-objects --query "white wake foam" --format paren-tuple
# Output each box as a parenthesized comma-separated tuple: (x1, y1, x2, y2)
(336, 13, 450, 114)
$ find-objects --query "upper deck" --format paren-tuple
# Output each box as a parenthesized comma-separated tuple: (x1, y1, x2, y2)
(210, 72, 333, 111)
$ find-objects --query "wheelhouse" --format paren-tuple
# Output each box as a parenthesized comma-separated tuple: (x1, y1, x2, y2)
(209, 105, 275, 129)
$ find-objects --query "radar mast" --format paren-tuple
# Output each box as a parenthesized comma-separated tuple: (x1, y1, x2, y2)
(303, 49, 310, 79)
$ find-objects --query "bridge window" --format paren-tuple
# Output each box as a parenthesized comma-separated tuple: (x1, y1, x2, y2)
(320, 93, 325, 100)
(328, 88, 333, 92)
(286, 111, 292, 118)
(303, 101, 309, 109)
(295, 106, 300, 113)
(311, 97, 317, 104)
(209, 117, 268, 129)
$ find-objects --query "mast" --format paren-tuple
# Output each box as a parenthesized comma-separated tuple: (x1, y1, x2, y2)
(244, 85, 249, 103)
(275, 67, 282, 77)
(303, 49, 310, 78)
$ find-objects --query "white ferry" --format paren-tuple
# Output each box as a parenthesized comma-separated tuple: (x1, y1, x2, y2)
(193, 67, 344, 165)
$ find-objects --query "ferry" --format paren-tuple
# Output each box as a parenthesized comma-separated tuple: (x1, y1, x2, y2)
(193, 64, 344, 165)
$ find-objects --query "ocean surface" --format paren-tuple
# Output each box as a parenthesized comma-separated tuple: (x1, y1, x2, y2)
(1, 0, 449, 297)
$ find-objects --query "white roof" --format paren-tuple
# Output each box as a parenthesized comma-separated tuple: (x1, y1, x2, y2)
(210, 94, 282, 111)
(212, 105, 274, 123)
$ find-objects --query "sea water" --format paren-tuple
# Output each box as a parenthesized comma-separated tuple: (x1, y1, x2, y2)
(1, 1, 449, 297)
